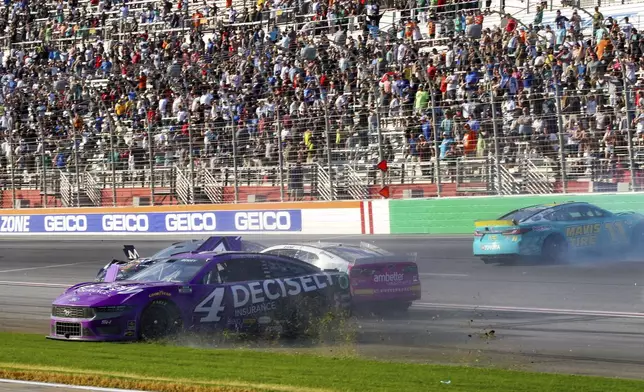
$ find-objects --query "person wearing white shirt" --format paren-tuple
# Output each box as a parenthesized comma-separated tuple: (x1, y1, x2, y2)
(200, 91, 213, 106)
(158, 97, 168, 116)
(622, 17, 633, 42)
(289, 100, 299, 116)
(172, 96, 182, 114)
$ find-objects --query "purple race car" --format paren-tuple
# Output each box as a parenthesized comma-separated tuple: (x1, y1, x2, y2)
(49, 251, 351, 341)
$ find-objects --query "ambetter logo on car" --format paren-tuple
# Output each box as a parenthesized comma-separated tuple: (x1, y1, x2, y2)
(373, 272, 404, 283)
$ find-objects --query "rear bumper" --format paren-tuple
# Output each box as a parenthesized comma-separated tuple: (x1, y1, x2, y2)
(473, 237, 524, 256)
(351, 284, 421, 304)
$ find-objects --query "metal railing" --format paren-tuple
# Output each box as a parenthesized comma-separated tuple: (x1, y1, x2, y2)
(523, 159, 555, 195)
(59, 171, 73, 208)
(174, 165, 192, 205)
(84, 173, 102, 207)
(202, 169, 224, 204)
(315, 163, 335, 201)
(344, 165, 370, 200)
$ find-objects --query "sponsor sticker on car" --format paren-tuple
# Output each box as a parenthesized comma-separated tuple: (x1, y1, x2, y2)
(481, 244, 500, 251)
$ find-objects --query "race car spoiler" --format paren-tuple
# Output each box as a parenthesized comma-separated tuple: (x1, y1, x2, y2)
(359, 241, 418, 263)
(122, 236, 245, 261)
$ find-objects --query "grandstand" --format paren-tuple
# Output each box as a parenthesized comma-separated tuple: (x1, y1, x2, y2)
(0, 0, 643, 207)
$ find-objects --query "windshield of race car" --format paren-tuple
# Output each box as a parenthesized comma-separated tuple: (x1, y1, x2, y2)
(127, 257, 207, 283)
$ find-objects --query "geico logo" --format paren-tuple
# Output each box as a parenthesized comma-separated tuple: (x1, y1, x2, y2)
(0, 215, 31, 232)
(102, 214, 149, 232)
(44, 215, 87, 232)
(165, 213, 216, 231)
(373, 272, 404, 283)
(234, 211, 291, 231)
(231, 274, 333, 308)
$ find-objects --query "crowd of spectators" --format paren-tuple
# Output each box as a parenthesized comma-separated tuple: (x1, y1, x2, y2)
(0, 0, 643, 188)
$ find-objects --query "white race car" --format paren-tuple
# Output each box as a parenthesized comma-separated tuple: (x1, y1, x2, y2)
(261, 242, 421, 311)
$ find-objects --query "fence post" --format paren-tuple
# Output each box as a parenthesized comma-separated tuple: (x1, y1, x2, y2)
(376, 101, 385, 189)
(188, 124, 195, 204)
(108, 112, 117, 206)
(9, 136, 15, 208)
(73, 132, 81, 207)
(148, 119, 155, 206)
(490, 87, 502, 195)
(623, 74, 636, 191)
(324, 103, 335, 200)
(554, 84, 567, 194)
(276, 104, 285, 202)
(40, 126, 48, 208)
(229, 107, 239, 203)
(429, 82, 441, 197)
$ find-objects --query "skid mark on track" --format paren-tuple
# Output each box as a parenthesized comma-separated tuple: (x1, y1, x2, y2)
(0, 281, 72, 288)
(413, 302, 644, 319)
(0, 262, 98, 274)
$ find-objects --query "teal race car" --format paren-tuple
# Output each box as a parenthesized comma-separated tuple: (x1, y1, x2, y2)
(473, 201, 644, 264)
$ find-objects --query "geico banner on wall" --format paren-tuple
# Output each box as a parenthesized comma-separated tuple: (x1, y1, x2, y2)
(0, 210, 302, 233)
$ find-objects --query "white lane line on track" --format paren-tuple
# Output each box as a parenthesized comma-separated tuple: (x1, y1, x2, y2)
(412, 302, 644, 319)
(419, 273, 469, 277)
(0, 379, 147, 392)
(0, 261, 97, 274)
(0, 280, 72, 288)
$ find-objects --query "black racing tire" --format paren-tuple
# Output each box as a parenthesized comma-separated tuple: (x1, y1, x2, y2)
(139, 299, 182, 341)
(542, 235, 568, 264)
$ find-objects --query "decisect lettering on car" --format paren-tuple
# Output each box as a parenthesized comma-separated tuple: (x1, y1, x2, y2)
(194, 274, 334, 323)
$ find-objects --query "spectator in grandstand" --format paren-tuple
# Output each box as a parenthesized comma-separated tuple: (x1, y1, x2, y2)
(0, 0, 643, 193)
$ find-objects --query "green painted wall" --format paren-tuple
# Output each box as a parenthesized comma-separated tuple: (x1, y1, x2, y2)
(389, 193, 644, 234)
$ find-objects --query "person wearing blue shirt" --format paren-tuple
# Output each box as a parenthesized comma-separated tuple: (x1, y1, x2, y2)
(101, 59, 112, 74)
(420, 117, 431, 140)
(465, 68, 478, 90)
(520, 67, 532, 89)
(439, 132, 454, 159)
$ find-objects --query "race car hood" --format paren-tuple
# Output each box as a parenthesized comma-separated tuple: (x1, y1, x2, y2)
(53, 281, 177, 307)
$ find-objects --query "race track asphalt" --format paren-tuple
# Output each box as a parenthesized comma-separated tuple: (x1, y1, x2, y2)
(2, 234, 644, 380)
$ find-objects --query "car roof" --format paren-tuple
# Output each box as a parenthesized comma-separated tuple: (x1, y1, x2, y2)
(504, 201, 591, 221)
(265, 243, 393, 262)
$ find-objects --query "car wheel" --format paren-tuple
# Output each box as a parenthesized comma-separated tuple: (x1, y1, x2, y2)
(480, 257, 494, 264)
(139, 300, 182, 341)
(542, 235, 568, 263)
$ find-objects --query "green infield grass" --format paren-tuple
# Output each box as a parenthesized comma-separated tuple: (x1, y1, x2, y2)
(0, 332, 643, 392)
